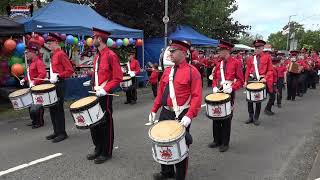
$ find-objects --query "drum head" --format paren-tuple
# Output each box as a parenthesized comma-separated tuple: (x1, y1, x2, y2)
(123, 76, 131, 81)
(31, 84, 55, 91)
(70, 96, 97, 110)
(9, 88, 30, 98)
(247, 83, 265, 90)
(149, 120, 185, 143)
(205, 93, 230, 102)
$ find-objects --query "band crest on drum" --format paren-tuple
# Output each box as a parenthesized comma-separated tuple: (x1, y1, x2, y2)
(76, 115, 85, 125)
(212, 106, 222, 115)
(12, 101, 18, 107)
(160, 147, 173, 160)
(254, 93, 261, 100)
(36, 96, 44, 104)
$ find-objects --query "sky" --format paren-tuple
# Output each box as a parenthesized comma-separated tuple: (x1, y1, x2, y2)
(232, 0, 320, 40)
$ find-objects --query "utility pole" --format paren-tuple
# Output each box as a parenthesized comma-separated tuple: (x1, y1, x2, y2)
(286, 15, 297, 50)
(163, 0, 169, 48)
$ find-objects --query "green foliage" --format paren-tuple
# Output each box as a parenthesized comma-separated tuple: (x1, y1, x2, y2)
(0, 0, 32, 15)
(111, 46, 135, 63)
(267, 31, 287, 50)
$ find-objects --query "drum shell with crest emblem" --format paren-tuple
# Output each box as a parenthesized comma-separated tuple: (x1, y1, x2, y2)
(205, 93, 232, 120)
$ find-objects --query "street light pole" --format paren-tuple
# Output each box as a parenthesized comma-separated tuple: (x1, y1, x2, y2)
(286, 15, 296, 50)
(164, 0, 169, 48)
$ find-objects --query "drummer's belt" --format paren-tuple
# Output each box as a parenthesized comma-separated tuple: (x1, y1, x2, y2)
(164, 104, 190, 114)
(249, 74, 265, 81)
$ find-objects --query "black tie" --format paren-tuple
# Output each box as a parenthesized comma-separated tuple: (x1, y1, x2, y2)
(161, 65, 178, 106)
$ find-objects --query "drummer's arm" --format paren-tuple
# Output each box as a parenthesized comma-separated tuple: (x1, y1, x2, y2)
(244, 60, 251, 84)
(232, 62, 244, 91)
(151, 70, 168, 113)
(58, 52, 74, 78)
(104, 55, 123, 92)
(185, 68, 202, 120)
(33, 60, 47, 85)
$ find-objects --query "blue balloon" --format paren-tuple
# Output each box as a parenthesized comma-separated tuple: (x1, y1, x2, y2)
(129, 38, 134, 45)
(15, 43, 25, 56)
(116, 39, 123, 47)
(66, 35, 74, 44)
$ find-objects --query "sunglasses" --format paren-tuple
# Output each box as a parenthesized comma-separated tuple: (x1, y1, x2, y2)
(168, 48, 180, 53)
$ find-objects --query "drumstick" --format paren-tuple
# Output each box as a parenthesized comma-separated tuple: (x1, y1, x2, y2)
(12, 73, 20, 81)
(33, 77, 50, 81)
(88, 91, 120, 97)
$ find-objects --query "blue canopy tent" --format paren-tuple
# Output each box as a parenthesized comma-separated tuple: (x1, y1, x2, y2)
(169, 25, 219, 46)
(19, 0, 145, 66)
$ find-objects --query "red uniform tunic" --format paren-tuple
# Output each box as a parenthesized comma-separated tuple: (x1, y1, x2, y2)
(24, 56, 46, 85)
(297, 59, 309, 71)
(149, 69, 159, 85)
(272, 67, 278, 84)
(129, 58, 140, 75)
(245, 53, 274, 92)
(51, 49, 74, 79)
(93, 47, 123, 92)
(151, 60, 202, 119)
(276, 65, 286, 78)
(211, 56, 244, 91)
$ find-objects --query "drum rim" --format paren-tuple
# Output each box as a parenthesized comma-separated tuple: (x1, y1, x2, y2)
(70, 96, 99, 112)
(148, 120, 186, 143)
(8, 88, 30, 98)
(246, 83, 265, 91)
(206, 113, 233, 121)
(122, 76, 132, 81)
(31, 84, 56, 93)
(204, 93, 231, 105)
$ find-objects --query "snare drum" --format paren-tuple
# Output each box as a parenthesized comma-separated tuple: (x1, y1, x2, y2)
(70, 96, 104, 129)
(246, 82, 267, 102)
(120, 76, 132, 89)
(8, 88, 33, 110)
(148, 120, 188, 165)
(31, 84, 58, 107)
(205, 93, 232, 120)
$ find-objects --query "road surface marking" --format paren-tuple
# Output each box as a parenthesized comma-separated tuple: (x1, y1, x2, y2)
(0, 153, 62, 176)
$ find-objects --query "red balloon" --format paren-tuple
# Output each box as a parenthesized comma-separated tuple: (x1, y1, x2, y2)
(11, 63, 24, 76)
(4, 39, 16, 52)
(136, 39, 143, 46)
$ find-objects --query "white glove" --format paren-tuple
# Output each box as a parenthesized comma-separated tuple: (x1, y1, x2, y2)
(94, 86, 102, 91)
(128, 71, 135, 77)
(20, 79, 25, 86)
(50, 73, 59, 84)
(145, 112, 156, 126)
(223, 87, 232, 94)
(212, 87, 219, 93)
(96, 88, 107, 97)
(29, 81, 34, 87)
(180, 116, 191, 127)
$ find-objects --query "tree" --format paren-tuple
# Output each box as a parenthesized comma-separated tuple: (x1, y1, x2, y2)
(0, 0, 32, 15)
(183, 0, 250, 39)
(237, 33, 263, 46)
(267, 31, 287, 50)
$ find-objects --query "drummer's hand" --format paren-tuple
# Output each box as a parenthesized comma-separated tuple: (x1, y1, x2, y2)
(50, 73, 59, 83)
(94, 86, 102, 91)
(180, 116, 191, 127)
(128, 71, 135, 77)
(29, 81, 34, 87)
(223, 87, 232, 94)
(212, 87, 219, 93)
(145, 112, 156, 126)
(20, 79, 25, 86)
(243, 82, 247, 87)
(96, 88, 107, 97)
(260, 78, 266, 83)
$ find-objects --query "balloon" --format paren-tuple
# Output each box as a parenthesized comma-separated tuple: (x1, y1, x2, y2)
(66, 35, 74, 44)
(4, 39, 16, 52)
(42, 33, 48, 40)
(123, 38, 129, 46)
(112, 41, 117, 48)
(21, 63, 27, 74)
(107, 38, 113, 47)
(9, 56, 23, 66)
(38, 36, 45, 46)
(116, 39, 123, 47)
(136, 39, 143, 46)
(0, 60, 8, 69)
(86, 38, 93, 46)
(15, 43, 26, 56)
(11, 63, 24, 76)
(129, 38, 135, 45)
(73, 37, 79, 45)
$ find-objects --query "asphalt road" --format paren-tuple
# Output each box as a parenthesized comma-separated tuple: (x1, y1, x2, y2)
(1, 86, 320, 180)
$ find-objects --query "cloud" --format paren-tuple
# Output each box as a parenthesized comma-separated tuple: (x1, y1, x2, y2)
(232, 0, 320, 39)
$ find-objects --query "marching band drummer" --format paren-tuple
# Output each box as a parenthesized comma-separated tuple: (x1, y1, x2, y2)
(208, 40, 244, 152)
(46, 33, 74, 143)
(244, 40, 273, 126)
(147, 40, 202, 180)
(125, 50, 140, 104)
(87, 27, 122, 164)
(20, 36, 46, 129)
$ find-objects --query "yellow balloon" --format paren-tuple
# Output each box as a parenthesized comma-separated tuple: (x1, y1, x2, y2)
(86, 38, 93, 46)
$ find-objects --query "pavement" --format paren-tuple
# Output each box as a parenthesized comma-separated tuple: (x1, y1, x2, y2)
(1, 85, 320, 180)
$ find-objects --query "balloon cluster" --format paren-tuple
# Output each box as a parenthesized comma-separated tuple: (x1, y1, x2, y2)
(105, 38, 143, 48)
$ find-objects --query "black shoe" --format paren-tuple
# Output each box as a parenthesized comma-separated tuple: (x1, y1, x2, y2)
(52, 134, 68, 143)
(277, 104, 282, 108)
(219, 145, 229, 152)
(124, 101, 131, 104)
(286, 97, 291, 100)
(94, 155, 110, 164)
(32, 124, 42, 129)
(253, 119, 260, 126)
(245, 118, 253, 124)
(153, 173, 175, 180)
(130, 100, 137, 104)
(298, 94, 303, 97)
(208, 142, 220, 148)
(46, 134, 57, 140)
(26, 122, 33, 126)
(264, 110, 275, 116)
(87, 152, 100, 160)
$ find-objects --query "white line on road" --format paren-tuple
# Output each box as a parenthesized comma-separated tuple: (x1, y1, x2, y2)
(0, 153, 63, 177)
